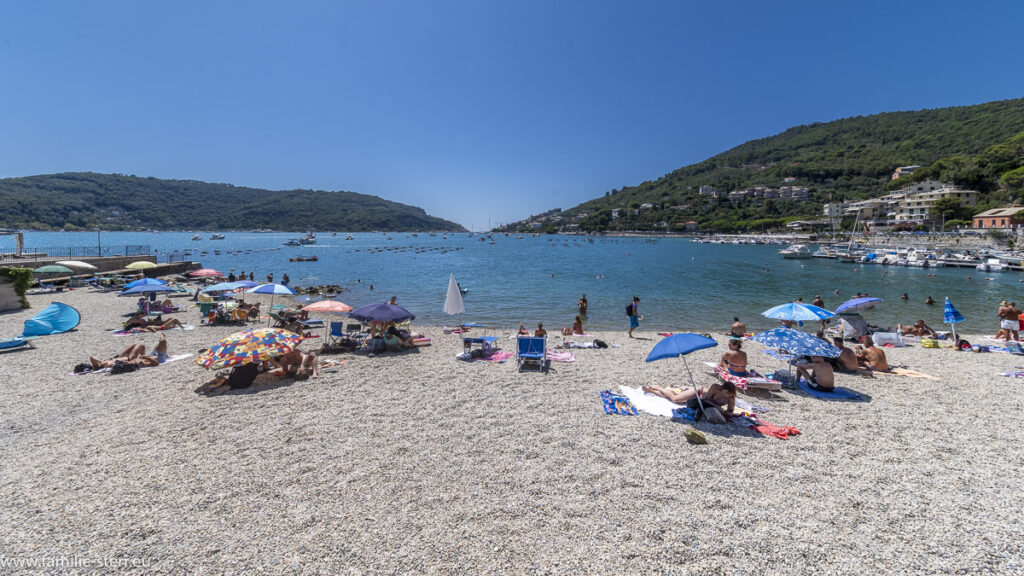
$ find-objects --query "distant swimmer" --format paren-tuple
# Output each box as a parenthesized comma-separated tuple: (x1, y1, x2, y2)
(901, 293, 909, 300)
(925, 296, 936, 305)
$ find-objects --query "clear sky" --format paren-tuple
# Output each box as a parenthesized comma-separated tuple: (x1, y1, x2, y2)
(2, 1, 1023, 230)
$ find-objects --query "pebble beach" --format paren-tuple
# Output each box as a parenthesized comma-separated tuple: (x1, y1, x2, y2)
(2, 287, 1024, 574)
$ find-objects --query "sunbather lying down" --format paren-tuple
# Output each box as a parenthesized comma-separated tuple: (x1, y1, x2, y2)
(642, 381, 737, 414)
(89, 334, 169, 369)
(269, 349, 320, 379)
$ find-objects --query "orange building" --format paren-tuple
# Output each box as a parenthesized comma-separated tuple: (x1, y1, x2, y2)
(973, 206, 1024, 229)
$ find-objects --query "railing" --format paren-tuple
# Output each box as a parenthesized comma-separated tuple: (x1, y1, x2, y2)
(0, 245, 151, 262)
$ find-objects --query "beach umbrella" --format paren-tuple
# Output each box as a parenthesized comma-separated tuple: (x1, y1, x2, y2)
(762, 302, 836, 323)
(835, 297, 882, 314)
(124, 277, 167, 289)
(125, 261, 157, 270)
(234, 280, 259, 288)
(55, 260, 97, 270)
(349, 302, 415, 324)
(118, 283, 176, 296)
(195, 327, 302, 370)
(247, 283, 297, 325)
(444, 274, 465, 327)
(33, 265, 74, 275)
(202, 281, 248, 292)
(751, 327, 841, 383)
(189, 268, 223, 278)
(943, 297, 965, 343)
(303, 300, 353, 313)
(645, 333, 718, 412)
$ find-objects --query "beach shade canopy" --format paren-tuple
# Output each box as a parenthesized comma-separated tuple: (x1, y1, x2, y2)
(349, 302, 415, 324)
(202, 281, 248, 292)
(303, 299, 353, 313)
(234, 280, 259, 288)
(751, 327, 841, 358)
(444, 274, 465, 315)
(195, 327, 302, 370)
(762, 302, 836, 322)
(944, 297, 965, 341)
(645, 333, 718, 412)
(835, 297, 882, 314)
(125, 261, 157, 270)
(189, 268, 223, 278)
(55, 260, 97, 270)
(19, 302, 81, 338)
(119, 283, 177, 296)
(124, 277, 168, 289)
(33, 264, 74, 275)
(246, 283, 297, 295)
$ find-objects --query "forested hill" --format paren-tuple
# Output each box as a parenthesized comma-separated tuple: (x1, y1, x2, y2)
(498, 97, 1024, 233)
(0, 172, 466, 232)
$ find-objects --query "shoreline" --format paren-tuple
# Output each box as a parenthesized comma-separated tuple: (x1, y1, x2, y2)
(2, 287, 1023, 573)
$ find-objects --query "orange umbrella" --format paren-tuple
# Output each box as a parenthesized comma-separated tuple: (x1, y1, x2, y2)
(303, 300, 353, 313)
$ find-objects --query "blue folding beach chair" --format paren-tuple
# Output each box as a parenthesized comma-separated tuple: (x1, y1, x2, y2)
(516, 336, 547, 372)
(327, 321, 344, 345)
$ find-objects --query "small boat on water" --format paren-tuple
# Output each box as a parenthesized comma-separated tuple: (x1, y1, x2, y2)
(779, 244, 812, 259)
(210, 233, 226, 240)
(345, 235, 354, 240)
(299, 231, 317, 245)
(289, 255, 319, 262)
(977, 258, 1008, 272)
(191, 235, 202, 241)
(283, 239, 301, 247)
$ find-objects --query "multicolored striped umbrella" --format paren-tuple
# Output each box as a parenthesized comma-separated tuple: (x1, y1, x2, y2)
(195, 327, 302, 370)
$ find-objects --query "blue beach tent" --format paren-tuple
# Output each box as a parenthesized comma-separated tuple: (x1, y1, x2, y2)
(19, 302, 81, 338)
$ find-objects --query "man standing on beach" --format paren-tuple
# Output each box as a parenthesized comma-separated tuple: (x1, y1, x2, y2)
(997, 300, 1016, 341)
(627, 296, 641, 338)
(578, 294, 588, 320)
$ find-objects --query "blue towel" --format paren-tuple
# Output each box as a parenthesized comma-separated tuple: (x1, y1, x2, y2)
(671, 407, 696, 422)
(601, 390, 638, 416)
(797, 379, 862, 400)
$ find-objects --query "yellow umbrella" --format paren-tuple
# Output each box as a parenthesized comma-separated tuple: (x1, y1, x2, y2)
(126, 261, 157, 270)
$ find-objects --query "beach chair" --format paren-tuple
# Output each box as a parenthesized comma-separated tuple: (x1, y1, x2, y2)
(327, 321, 344, 345)
(516, 336, 547, 372)
(345, 323, 365, 337)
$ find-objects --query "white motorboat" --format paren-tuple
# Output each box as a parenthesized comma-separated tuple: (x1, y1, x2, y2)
(779, 244, 812, 259)
(977, 258, 1008, 272)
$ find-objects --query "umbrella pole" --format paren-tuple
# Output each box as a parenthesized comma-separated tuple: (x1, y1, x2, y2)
(681, 356, 705, 412)
(268, 295, 275, 326)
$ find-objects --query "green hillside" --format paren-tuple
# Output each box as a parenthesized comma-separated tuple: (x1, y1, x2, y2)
(0, 172, 466, 232)
(499, 97, 1024, 233)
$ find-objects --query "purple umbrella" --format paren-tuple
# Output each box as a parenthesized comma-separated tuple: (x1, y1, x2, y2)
(348, 302, 415, 324)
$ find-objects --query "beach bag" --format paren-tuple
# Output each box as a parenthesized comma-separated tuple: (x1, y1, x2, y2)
(957, 339, 972, 351)
(367, 337, 385, 354)
(625, 303, 633, 316)
(921, 338, 939, 348)
(593, 339, 608, 349)
(686, 398, 726, 424)
(1006, 342, 1024, 355)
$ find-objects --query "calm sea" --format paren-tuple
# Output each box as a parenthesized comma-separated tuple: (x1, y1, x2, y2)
(9, 231, 1020, 334)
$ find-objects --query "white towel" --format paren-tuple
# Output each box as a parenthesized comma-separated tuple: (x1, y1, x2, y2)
(618, 386, 682, 418)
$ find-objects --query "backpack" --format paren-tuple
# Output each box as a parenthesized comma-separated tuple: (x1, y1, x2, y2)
(593, 339, 608, 349)
(110, 360, 140, 375)
(626, 303, 634, 316)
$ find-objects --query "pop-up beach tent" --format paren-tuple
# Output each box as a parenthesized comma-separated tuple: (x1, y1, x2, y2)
(19, 302, 81, 338)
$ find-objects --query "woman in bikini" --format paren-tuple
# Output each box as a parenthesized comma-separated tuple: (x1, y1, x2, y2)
(719, 338, 748, 377)
(642, 381, 737, 414)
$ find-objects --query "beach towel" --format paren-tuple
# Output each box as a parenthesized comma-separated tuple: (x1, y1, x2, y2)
(998, 368, 1024, 378)
(319, 358, 348, 373)
(618, 386, 680, 418)
(546, 349, 575, 363)
(796, 379, 863, 400)
(705, 362, 781, 392)
(601, 390, 638, 416)
(729, 413, 801, 440)
(671, 407, 696, 422)
(874, 367, 940, 380)
(475, 350, 514, 363)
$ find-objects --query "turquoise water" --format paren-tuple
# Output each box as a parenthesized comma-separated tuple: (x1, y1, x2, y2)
(8, 231, 1021, 334)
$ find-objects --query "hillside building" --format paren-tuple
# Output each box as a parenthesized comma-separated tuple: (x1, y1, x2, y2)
(892, 165, 921, 180)
(973, 206, 1024, 229)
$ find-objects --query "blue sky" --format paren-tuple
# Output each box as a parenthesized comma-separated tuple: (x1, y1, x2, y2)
(2, 1, 1023, 230)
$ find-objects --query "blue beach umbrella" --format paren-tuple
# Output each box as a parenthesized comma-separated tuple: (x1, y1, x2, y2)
(202, 281, 248, 292)
(124, 277, 167, 289)
(944, 297, 965, 342)
(762, 302, 836, 324)
(246, 283, 298, 325)
(348, 302, 415, 324)
(835, 297, 882, 314)
(751, 327, 840, 383)
(645, 333, 718, 412)
(119, 283, 176, 296)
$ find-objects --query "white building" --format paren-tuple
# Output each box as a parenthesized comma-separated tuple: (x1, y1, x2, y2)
(892, 185, 979, 222)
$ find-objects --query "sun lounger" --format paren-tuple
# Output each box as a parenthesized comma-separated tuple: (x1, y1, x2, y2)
(516, 336, 547, 372)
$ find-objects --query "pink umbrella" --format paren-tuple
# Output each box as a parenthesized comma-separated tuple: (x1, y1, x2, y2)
(189, 268, 223, 278)
(302, 300, 354, 313)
